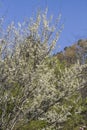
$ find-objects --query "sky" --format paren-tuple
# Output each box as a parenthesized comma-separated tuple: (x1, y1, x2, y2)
(0, 0, 87, 53)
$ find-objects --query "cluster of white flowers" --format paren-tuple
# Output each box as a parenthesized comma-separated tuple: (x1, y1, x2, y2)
(0, 12, 87, 130)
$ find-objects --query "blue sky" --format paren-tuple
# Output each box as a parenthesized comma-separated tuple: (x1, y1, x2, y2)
(0, 0, 87, 53)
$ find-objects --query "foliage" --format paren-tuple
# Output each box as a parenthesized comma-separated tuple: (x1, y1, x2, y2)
(56, 39, 87, 66)
(0, 11, 87, 130)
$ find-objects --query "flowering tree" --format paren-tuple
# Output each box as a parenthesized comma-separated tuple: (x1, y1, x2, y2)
(0, 11, 87, 130)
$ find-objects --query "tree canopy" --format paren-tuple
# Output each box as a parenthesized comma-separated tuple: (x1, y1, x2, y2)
(0, 11, 87, 130)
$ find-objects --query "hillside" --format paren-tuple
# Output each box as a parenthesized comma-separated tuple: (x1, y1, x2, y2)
(56, 39, 87, 66)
